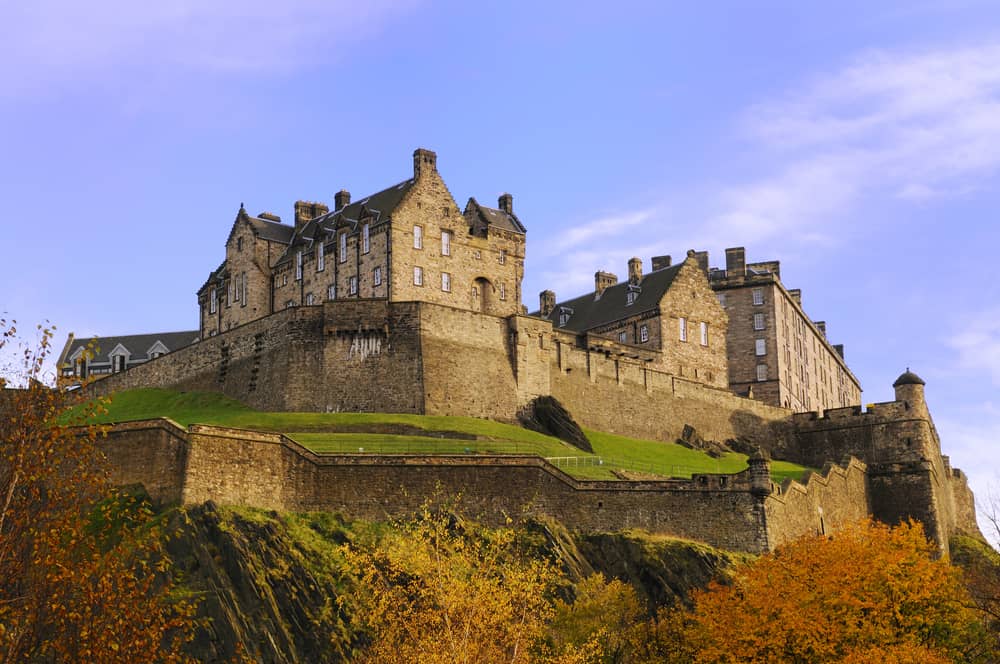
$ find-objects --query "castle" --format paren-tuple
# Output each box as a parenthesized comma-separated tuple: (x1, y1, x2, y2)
(74, 148, 980, 555)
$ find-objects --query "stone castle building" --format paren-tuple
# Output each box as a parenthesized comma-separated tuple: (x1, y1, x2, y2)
(73, 148, 979, 555)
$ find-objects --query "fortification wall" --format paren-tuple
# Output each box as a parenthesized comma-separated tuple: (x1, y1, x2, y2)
(546, 333, 789, 446)
(88, 307, 327, 411)
(99, 419, 189, 504)
(949, 468, 981, 538)
(99, 420, 792, 553)
(763, 458, 871, 548)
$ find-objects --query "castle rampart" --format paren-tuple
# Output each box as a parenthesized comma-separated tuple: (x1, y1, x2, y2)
(98, 419, 874, 555)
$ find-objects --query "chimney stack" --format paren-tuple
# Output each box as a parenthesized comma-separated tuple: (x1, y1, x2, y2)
(498, 193, 513, 214)
(294, 200, 330, 232)
(628, 257, 643, 285)
(815, 321, 826, 338)
(651, 255, 672, 271)
(693, 250, 709, 274)
(413, 148, 437, 178)
(725, 247, 746, 276)
(335, 189, 351, 210)
(788, 289, 802, 306)
(594, 271, 618, 298)
(539, 290, 556, 318)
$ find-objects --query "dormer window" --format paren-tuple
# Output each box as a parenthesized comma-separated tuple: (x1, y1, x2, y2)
(557, 306, 573, 327)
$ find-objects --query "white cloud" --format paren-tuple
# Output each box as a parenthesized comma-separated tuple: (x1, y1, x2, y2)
(0, 1, 419, 97)
(948, 307, 1000, 387)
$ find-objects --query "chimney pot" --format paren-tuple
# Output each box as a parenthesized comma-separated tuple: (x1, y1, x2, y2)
(628, 257, 643, 285)
(539, 290, 556, 318)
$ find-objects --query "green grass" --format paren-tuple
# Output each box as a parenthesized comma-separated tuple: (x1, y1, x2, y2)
(75, 388, 814, 482)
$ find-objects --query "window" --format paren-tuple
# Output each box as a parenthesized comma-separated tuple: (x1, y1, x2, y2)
(295, 251, 303, 280)
(228, 282, 233, 305)
(700, 321, 708, 346)
(755, 338, 766, 356)
(559, 312, 570, 327)
(441, 230, 451, 256)
(241, 272, 247, 306)
(499, 248, 506, 264)
(640, 325, 649, 342)
(474, 250, 481, 260)
(112, 355, 126, 373)
(414, 225, 423, 249)
(209, 289, 217, 314)
(327, 284, 336, 300)
(499, 282, 506, 300)
(349, 276, 358, 295)
(285, 300, 294, 309)
(237, 237, 243, 251)
(362, 224, 370, 254)
(305, 293, 315, 305)
(233, 275, 240, 302)
(756, 364, 768, 382)
(618, 331, 627, 343)
(317, 242, 325, 271)
(626, 291, 637, 306)
(282, 274, 288, 286)
(340, 233, 348, 263)
(374, 266, 383, 286)
(717, 293, 726, 308)
(441, 272, 451, 292)
(413, 266, 423, 286)
(679, 317, 687, 342)
(753, 312, 765, 330)
(752, 288, 764, 305)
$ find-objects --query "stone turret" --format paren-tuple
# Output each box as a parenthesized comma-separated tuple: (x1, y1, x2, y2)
(893, 368, 926, 410)
(627, 257, 642, 285)
(748, 448, 772, 497)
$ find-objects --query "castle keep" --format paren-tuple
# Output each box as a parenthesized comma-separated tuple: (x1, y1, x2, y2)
(76, 148, 980, 554)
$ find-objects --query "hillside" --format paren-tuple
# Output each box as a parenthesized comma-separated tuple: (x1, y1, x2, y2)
(78, 388, 811, 482)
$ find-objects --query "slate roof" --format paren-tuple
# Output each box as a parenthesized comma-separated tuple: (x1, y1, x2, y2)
(274, 178, 416, 266)
(893, 369, 926, 387)
(62, 330, 200, 364)
(248, 216, 294, 244)
(537, 263, 685, 332)
(464, 198, 527, 234)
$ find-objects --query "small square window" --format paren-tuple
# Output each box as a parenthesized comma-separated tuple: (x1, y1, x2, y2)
(305, 293, 315, 305)
(349, 276, 358, 295)
(327, 285, 336, 300)
(756, 364, 768, 382)
(441, 272, 451, 292)
(626, 291, 637, 306)
(374, 266, 383, 286)
(414, 225, 423, 249)
(559, 312, 570, 327)
(753, 312, 765, 330)
(755, 339, 766, 356)
(618, 331, 627, 343)
(752, 288, 764, 305)
(640, 325, 649, 342)
(413, 266, 423, 286)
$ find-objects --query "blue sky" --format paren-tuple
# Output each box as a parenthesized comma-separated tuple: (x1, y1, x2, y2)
(3, 2, 999, 531)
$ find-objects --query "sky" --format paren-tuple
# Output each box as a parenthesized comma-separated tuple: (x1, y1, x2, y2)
(2, 2, 999, 533)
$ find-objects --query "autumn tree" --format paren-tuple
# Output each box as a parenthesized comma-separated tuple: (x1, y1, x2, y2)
(660, 519, 992, 663)
(0, 319, 197, 662)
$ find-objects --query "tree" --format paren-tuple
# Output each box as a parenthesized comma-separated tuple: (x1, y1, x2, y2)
(665, 519, 992, 663)
(0, 319, 197, 662)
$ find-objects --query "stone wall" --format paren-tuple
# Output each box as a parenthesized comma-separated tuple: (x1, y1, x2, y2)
(97, 419, 886, 554)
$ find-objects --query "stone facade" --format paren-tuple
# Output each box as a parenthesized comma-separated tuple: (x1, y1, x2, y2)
(708, 247, 863, 411)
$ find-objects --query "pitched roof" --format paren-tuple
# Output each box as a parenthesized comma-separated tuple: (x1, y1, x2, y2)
(248, 216, 294, 244)
(275, 178, 416, 265)
(536, 263, 685, 332)
(464, 198, 526, 234)
(62, 331, 200, 364)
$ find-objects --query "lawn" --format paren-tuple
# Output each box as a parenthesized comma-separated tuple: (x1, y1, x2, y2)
(74, 388, 813, 482)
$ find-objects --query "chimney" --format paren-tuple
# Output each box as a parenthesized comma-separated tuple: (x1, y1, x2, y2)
(627, 257, 643, 285)
(693, 250, 709, 274)
(498, 193, 513, 214)
(294, 201, 330, 232)
(335, 189, 351, 210)
(539, 290, 556, 318)
(788, 289, 802, 306)
(815, 321, 826, 337)
(594, 271, 618, 298)
(833, 344, 844, 359)
(651, 255, 672, 271)
(257, 212, 282, 223)
(725, 247, 746, 276)
(413, 148, 437, 178)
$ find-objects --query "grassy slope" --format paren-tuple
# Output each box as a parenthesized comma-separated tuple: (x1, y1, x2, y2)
(79, 388, 812, 482)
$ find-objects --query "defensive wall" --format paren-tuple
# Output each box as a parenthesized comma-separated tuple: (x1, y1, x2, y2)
(86, 299, 981, 552)
(99, 418, 870, 554)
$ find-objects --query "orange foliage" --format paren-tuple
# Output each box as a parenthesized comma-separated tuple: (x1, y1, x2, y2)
(0, 319, 197, 662)
(673, 519, 991, 663)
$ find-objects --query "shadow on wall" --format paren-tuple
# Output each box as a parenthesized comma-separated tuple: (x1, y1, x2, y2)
(729, 409, 791, 459)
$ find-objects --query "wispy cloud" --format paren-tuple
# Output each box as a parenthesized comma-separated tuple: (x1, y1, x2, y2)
(0, 1, 419, 97)
(948, 307, 1000, 387)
